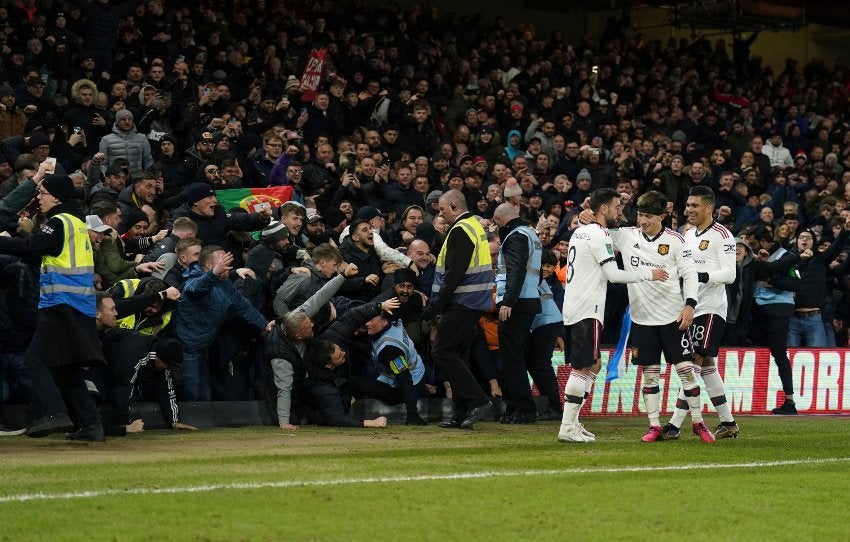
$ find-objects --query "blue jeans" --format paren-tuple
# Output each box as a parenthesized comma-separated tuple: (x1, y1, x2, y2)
(788, 314, 828, 347)
(178, 350, 210, 401)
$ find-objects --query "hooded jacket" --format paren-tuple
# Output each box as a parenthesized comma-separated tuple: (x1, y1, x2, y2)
(505, 129, 523, 161)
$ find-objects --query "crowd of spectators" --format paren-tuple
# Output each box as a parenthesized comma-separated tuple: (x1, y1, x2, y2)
(2, 0, 850, 432)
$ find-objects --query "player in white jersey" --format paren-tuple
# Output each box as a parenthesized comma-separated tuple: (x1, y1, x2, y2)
(610, 191, 713, 443)
(665, 186, 740, 440)
(559, 188, 668, 443)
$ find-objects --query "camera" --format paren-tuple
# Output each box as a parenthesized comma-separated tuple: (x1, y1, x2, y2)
(464, 83, 479, 95)
(73, 126, 83, 135)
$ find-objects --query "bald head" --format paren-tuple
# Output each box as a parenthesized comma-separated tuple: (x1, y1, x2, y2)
(438, 189, 467, 222)
(493, 202, 519, 226)
(406, 239, 431, 269)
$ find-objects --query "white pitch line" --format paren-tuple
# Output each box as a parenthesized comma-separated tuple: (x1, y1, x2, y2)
(2, 457, 848, 504)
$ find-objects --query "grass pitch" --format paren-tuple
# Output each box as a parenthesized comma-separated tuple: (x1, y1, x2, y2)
(1, 416, 848, 541)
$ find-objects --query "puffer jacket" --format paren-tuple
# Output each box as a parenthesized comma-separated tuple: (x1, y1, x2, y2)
(98, 121, 154, 175)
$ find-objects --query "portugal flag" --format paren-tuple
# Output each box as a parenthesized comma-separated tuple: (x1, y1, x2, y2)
(215, 186, 294, 213)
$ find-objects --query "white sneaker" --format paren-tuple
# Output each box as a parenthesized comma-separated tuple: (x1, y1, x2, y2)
(558, 423, 593, 443)
(578, 423, 596, 442)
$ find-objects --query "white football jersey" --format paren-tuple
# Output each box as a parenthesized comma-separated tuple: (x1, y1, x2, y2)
(563, 223, 615, 325)
(612, 227, 698, 326)
(683, 221, 737, 318)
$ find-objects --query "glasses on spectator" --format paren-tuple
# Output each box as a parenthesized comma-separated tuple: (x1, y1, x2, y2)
(287, 169, 303, 175)
(205, 168, 219, 174)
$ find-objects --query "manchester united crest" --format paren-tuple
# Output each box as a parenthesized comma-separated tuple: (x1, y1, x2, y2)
(658, 244, 669, 255)
(699, 240, 710, 250)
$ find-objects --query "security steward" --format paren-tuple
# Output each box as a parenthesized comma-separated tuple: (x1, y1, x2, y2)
(422, 189, 494, 429)
(361, 313, 428, 426)
(109, 277, 176, 336)
(0, 174, 105, 440)
(492, 202, 542, 423)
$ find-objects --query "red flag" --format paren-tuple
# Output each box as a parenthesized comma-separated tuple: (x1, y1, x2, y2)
(300, 48, 327, 102)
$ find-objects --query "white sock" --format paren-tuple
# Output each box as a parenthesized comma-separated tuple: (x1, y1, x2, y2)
(667, 387, 689, 428)
(561, 372, 587, 426)
(582, 371, 598, 405)
(701, 365, 734, 423)
(642, 366, 661, 427)
(675, 362, 703, 423)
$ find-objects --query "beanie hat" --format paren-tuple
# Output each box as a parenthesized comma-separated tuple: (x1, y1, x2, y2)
(28, 131, 51, 150)
(120, 208, 149, 233)
(503, 178, 522, 198)
(393, 268, 417, 286)
(115, 109, 133, 123)
(323, 208, 346, 229)
(576, 168, 592, 183)
(186, 183, 215, 206)
(0, 83, 14, 98)
(261, 221, 289, 244)
(41, 174, 77, 202)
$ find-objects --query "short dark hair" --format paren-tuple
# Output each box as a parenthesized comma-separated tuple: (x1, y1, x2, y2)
(308, 338, 337, 368)
(91, 200, 119, 219)
(689, 185, 716, 206)
(541, 249, 557, 266)
(96, 291, 113, 310)
(349, 218, 369, 235)
(589, 187, 620, 213)
(199, 244, 224, 267)
(140, 278, 167, 296)
(753, 226, 773, 243)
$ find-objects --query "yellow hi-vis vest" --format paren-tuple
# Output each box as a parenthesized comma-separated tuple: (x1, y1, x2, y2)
(39, 213, 96, 316)
(432, 215, 494, 310)
(110, 278, 172, 335)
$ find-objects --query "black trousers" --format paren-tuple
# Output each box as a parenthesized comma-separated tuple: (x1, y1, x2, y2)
(750, 308, 794, 396)
(526, 323, 563, 411)
(432, 306, 490, 419)
(25, 354, 100, 428)
(350, 374, 425, 415)
(498, 311, 537, 415)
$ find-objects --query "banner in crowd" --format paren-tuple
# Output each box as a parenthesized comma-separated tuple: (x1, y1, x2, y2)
(215, 187, 293, 213)
(300, 48, 327, 102)
(538, 348, 850, 416)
